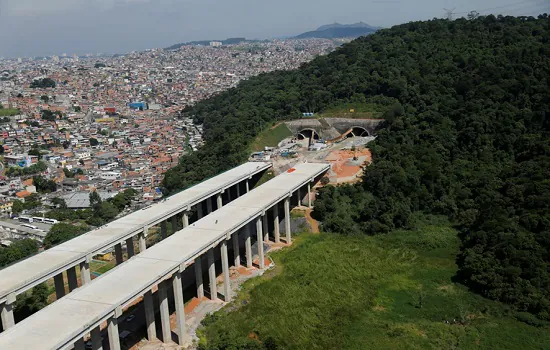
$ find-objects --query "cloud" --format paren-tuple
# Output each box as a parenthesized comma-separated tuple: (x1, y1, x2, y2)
(1, 0, 156, 16)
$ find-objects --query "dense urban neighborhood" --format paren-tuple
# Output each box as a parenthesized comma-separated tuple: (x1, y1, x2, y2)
(0, 39, 340, 247)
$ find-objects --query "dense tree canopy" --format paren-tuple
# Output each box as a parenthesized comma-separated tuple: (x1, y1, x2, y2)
(0, 239, 38, 268)
(30, 78, 56, 89)
(163, 15, 549, 318)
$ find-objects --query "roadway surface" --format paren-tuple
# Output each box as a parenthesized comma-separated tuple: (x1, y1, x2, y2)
(0, 162, 271, 304)
(0, 162, 329, 350)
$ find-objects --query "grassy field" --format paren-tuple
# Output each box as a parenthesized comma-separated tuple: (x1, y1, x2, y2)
(0, 108, 20, 117)
(198, 216, 550, 349)
(250, 123, 293, 152)
(317, 102, 384, 119)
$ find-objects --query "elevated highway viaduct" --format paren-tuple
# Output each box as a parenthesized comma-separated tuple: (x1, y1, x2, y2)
(0, 162, 272, 332)
(0, 162, 329, 350)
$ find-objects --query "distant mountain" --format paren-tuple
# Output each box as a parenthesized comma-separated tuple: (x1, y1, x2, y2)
(295, 22, 381, 39)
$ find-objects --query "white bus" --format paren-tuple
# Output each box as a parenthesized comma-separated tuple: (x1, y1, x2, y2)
(43, 218, 58, 225)
(32, 217, 45, 223)
(18, 216, 34, 223)
(21, 224, 38, 230)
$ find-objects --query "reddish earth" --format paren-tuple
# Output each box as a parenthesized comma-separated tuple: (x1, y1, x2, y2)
(184, 296, 208, 314)
(326, 148, 372, 180)
(305, 209, 320, 233)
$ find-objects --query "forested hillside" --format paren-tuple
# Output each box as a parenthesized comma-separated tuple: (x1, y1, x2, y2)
(163, 15, 549, 318)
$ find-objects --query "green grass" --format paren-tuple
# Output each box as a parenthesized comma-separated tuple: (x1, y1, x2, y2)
(317, 102, 384, 119)
(250, 123, 292, 152)
(0, 108, 20, 117)
(198, 216, 550, 350)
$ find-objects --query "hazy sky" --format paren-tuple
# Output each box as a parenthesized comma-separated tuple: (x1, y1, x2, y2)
(0, 0, 548, 57)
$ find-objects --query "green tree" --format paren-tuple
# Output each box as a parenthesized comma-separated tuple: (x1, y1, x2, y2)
(0, 239, 38, 267)
(43, 223, 88, 248)
(40, 95, 49, 103)
(89, 191, 102, 208)
(89, 138, 99, 147)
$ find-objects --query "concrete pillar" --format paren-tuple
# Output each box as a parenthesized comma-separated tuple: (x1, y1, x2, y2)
(297, 187, 302, 207)
(160, 221, 167, 239)
(144, 290, 156, 340)
(285, 197, 292, 244)
(273, 204, 280, 243)
(80, 259, 91, 285)
(207, 248, 217, 300)
(126, 237, 135, 258)
(221, 240, 231, 301)
(139, 231, 147, 253)
(246, 179, 250, 193)
(107, 316, 121, 350)
(217, 193, 223, 210)
(236, 182, 241, 197)
(172, 271, 186, 346)
(182, 211, 189, 228)
(158, 281, 171, 343)
(194, 257, 204, 299)
(244, 224, 252, 268)
(197, 202, 204, 219)
(67, 266, 78, 292)
(171, 215, 178, 233)
(232, 231, 240, 267)
(74, 338, 85, 350)
(256, 217, 265, 269)
(262, 214, 269, 242)
(227, 187, 232, 202)
(115, 243, 123, 265)
(206, 197, 213, 214)
(91, 326, 102, 350)
(54, 273, 65, 300)
(308, 182, 312, 208)
(0, 295, 15, 330)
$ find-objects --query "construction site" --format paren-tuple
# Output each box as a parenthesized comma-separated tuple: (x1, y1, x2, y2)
(250, 117, 382, 184)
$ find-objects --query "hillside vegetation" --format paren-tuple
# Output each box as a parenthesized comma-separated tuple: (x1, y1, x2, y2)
(199, 219, 550, 349)
(163, 14, 550, 322)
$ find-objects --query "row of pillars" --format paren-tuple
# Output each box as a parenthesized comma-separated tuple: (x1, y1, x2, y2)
(79, 180, 306, 350)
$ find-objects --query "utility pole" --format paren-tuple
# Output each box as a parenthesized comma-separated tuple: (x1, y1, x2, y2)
(443, 8, 456, 20)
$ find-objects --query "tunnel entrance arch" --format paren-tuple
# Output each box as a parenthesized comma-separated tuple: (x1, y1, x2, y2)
(296, 129, 320, 142)
(345, 126, 370, 138)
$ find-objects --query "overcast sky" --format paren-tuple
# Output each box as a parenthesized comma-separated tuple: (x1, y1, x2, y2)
(0, 0, 547, 57)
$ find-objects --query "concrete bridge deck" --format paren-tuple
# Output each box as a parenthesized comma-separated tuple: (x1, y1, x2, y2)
(0, 162, 271, 306)
(0, 162, 329, 350)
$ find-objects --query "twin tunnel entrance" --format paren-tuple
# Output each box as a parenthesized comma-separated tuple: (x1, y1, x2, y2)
(296, 126, 370, 142)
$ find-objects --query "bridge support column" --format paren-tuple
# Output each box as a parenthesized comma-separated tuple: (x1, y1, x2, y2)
(206, 197, 213, 214)
(126, 237, 135, 258)
(114, 243, 123, 265)
(221, 240, 231, 301)
(246, 179, 250, 193)
(74, 338, 85, 350)
(297, 187, 302, 207)
(107, 311, 121, 350)
(91, 326, 103, 350)
(207, 248, 217, 300)
(232, 231, 240, 267)
(159, 281, 171, 343)
(139, 230, 147, 253)
(256, 217, 265, 269)
(144, 290, 156, 340)
(244, 224, 252, 268)
(172, 271, 187, 346)
(308, 182, 312, 208)
(197, 202, 204, 219)
(80, 257, 91, 285)
(262, 213, 269, 242)
(273, 204, 280, 243)
(217, 193, 223, 210)
(54, 272, 65, 300)
(227, 187, 232, 202)
(194, 257, 204, 299)
(182, 211, 189, 228)
(0, 294, 15, 330)
(160, 221, 167, 239)
(285, 197, 292, 244)
(236, 182, 241, 197)
(67, 266, 78, 291)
